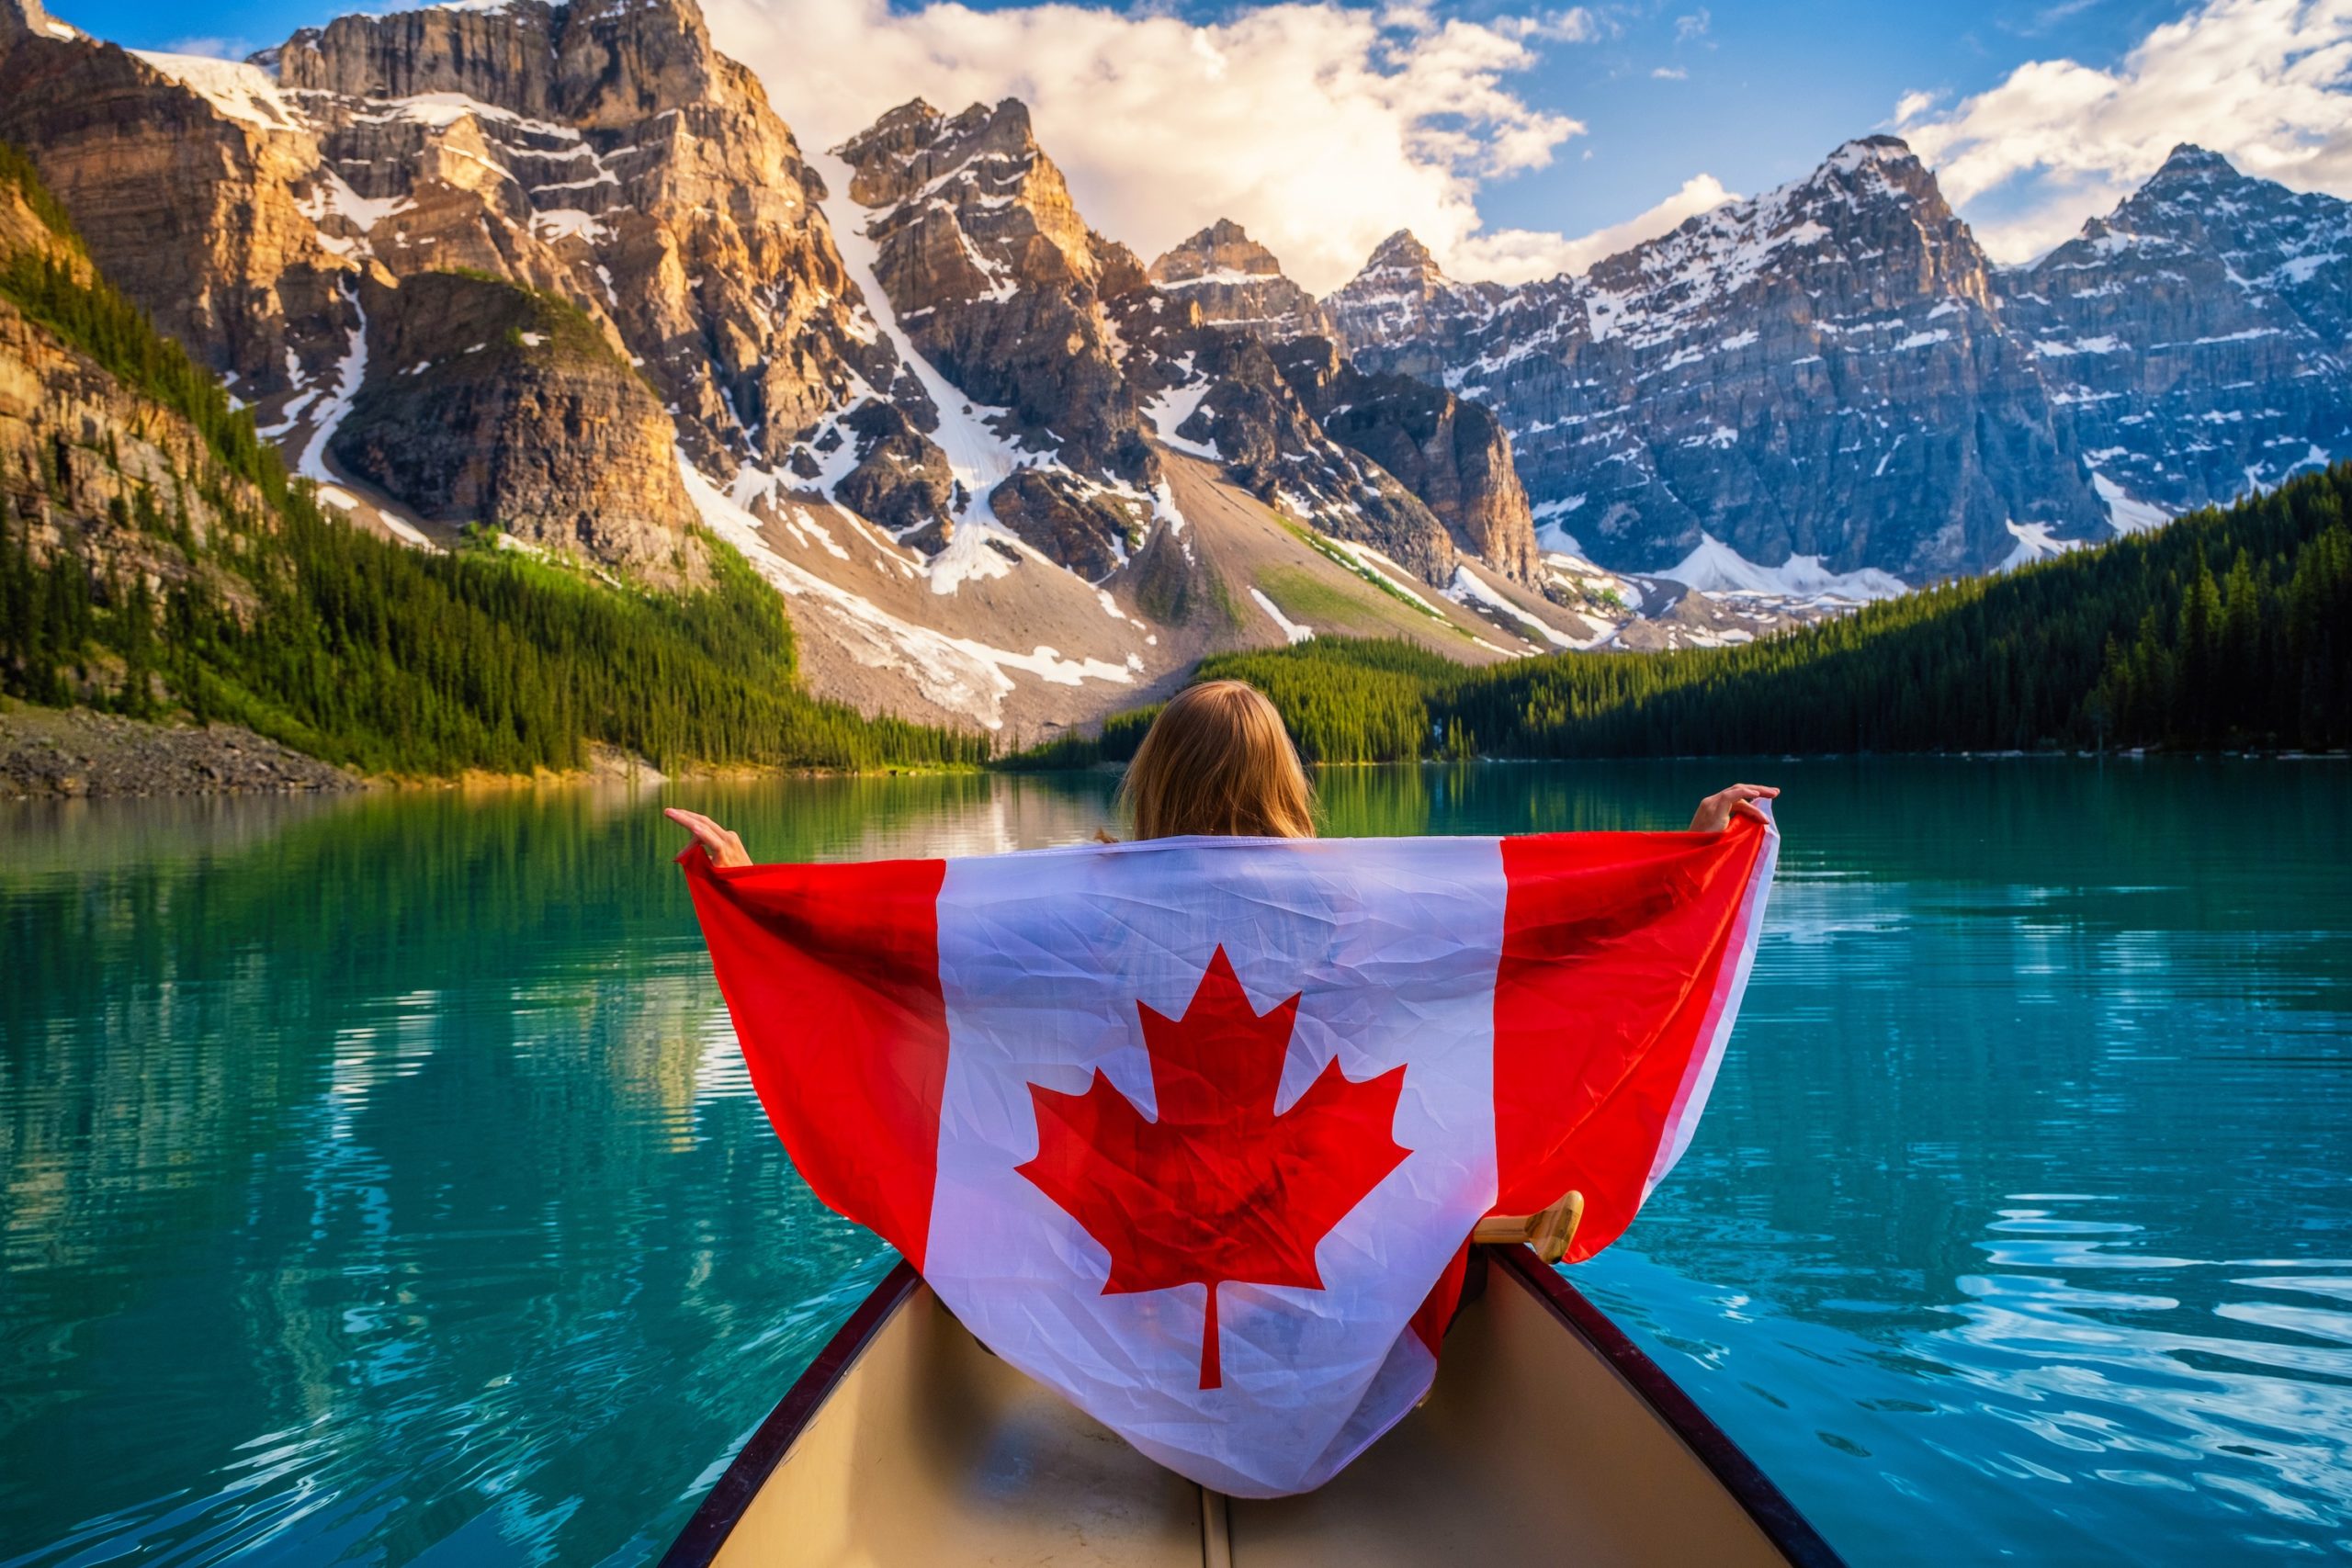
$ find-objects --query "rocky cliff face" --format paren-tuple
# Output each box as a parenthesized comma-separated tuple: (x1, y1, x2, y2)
(0, 0, 56, 43)
(0, 0, 947, 553)
(1271, 337, 1541, 586)
(1174, 327, 1458, 583)
(1329, 140, 2108, 581)
(331, 270, 706, 585)
(2000, 144, 2352, 524)
(1142, 222, 1541, 585)
(0, 170, 284, 696)
(0, 28, 359, 399)
(833, 97, 1155, 494)
(275, 0, 919, 491)
(1148, 220, 1336, 344)
(1323, 231, 1515, 382)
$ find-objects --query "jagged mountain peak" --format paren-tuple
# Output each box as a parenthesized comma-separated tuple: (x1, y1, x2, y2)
(275, 0, 731, 128)
(837, 96, 1048, 210)
(1795, 135, 1945, 213)
(1150, 218, 1283, 281)
(1360, 229, 1442, 280)
(862, 96, 943, 135)
(1583, 134, 1982, 332)
(1820, 133, 1917, 171)
(1322, 229, 1512, 384)
(2065, 140, 2351, 254)
(2150, 142, 2237, 181)
(1147, 217, 1336, 344)
(2, 0, 65, 42)
(2007, 137, 2351, 520)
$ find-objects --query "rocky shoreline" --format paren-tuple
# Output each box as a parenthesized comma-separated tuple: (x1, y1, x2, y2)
(0, 708, 977, 800)
(0, 707, 360, 799)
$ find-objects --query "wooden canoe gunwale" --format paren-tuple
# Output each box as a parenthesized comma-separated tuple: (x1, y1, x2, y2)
(660, 1259, 922, 1568)
(661, 1248, 1848, 1568)
(1486, 1244, 1847, 1568)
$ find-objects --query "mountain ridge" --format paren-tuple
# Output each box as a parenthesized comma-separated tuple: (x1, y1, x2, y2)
(3, 0, 2345, 748)
(1310, 136, 2349, 582)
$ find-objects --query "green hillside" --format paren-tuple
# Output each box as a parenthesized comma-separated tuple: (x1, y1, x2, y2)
(1014, 466, 2352, 766)
(0, 145, 982, 776)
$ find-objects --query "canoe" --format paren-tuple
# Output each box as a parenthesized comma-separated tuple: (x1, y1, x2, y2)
(662, 1242, 1845, 1568)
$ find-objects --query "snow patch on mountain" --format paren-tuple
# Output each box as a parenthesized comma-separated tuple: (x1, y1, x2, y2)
(1143, 368, 1219, 461)
(679, 455, 1133, 729)
(131, 51, 308, 130)
(296, 286, 368, 482)
(1447, 565, 1585, 649)
(1663, 535, 1907, 601)
(2092, 472, 2171, 535)
(808, 149, 1028, 524)
(1998, 519, 2084, 571)
(1249, 588, 1314, 645)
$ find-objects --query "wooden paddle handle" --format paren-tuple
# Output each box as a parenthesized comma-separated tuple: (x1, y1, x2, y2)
(1471, 1190, 1585, 1264)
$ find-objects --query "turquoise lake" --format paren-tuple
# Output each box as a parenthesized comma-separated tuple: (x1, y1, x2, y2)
(3, 758, 2348, 1564)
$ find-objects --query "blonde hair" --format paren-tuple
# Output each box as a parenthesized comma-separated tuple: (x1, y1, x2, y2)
(1119, 680, 1316, 840)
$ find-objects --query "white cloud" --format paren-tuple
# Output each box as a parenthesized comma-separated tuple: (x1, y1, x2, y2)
(1452, 173, 1733, 278)
(1674, 9, 1713, 42)
(160, 35, 254, 58)
(1652, 64, 1688, 79)
(705, 0, 1656, 290)
(1897, 0, 2352, 261)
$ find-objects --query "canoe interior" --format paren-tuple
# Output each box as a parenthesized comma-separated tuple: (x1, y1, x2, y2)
(669, 1248, 1840, 1568)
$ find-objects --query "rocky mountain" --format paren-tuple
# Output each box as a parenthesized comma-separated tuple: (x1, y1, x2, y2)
(10, 0, 2338, 750)
(0, 167, 249, 633)
(1, 0, 1635, 743)
(1999, 144, 2352, 526)
(1131, 220, 1542, 588)
(1148, 220, 1337, 344)
(332, 269, 707, 585)
(1323, 231, 1518, 382)
(1271, 337, 1542, 587)
(1327, 140, 2108, 583)
(1322, 140, 2350, 588)
(833, 97, 1151, 484)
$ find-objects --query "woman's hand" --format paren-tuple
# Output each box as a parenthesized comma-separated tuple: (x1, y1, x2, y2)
(1689, 783, 1779, 834)
(664, 807, 752, 869)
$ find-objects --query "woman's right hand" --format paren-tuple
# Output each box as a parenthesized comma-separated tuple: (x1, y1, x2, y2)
(1688, 784, 1779, 834)
(664, 807, 752, 868)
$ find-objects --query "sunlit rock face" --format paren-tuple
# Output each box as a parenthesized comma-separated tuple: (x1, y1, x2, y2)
(0, 0, 946, 569)
(1272, 337, 1541, 588)
(332, 270, 707, 586)
(834, 96, 1159, 501)
(1148, 219, 1338, 347)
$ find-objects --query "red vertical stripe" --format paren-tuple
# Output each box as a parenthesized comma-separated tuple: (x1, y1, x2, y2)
(1494, 819, 1771, 1261)
(681, 851, 951, 1269)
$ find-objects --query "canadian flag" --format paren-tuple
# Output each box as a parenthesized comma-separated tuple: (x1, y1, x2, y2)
(683, 818, 1777, 1497)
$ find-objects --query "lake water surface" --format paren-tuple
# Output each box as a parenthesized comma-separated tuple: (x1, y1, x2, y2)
(3, 760, 2348, 1565)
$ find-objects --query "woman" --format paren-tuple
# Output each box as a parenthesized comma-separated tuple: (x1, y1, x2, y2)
(665, 679, 1777, 864)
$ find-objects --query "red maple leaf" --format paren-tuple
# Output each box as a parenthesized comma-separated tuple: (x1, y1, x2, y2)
(1016, 945, 1410, 1390)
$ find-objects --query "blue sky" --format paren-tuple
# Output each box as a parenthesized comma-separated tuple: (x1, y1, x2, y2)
(1397, 0, 2195, 243)
(51, 0, 2352, 287)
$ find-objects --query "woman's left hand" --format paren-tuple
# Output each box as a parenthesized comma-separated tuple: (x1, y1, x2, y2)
(664, 807, 752, 868)
(1689, 783, 1779, 833)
